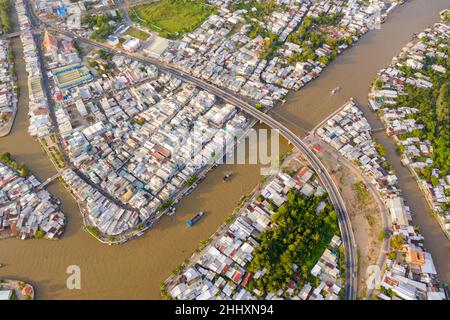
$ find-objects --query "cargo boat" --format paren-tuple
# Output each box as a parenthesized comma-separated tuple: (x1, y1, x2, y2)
(187, 211, 205, 227)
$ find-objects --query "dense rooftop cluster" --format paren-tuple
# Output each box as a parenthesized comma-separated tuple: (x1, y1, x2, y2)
(160, 0, 397, 108)
(39, 31, 252, 239)
(368, 14, 449, 236)
(15, 0, 53, 138)
(0, 160, 65, 240)
(33, 0, 115, 31)
(0, 38, 16, 135)
(317, 100, 445, 300)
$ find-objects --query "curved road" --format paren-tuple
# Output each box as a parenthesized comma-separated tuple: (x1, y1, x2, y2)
(24, 0, 358, 300)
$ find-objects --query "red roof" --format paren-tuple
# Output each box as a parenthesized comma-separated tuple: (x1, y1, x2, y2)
(287, 280, 296, 289)
(313, 144, 324, 152)
(154, 145, 171, 158)
(294, 166, 309, 180)
(241, 272, 253, 287)
(231, 270, 243, 283)
(55, 92, 64, 101)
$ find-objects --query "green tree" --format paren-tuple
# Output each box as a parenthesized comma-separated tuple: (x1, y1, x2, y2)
(390, 234, 405, 250)
(374, 78, 383, 90)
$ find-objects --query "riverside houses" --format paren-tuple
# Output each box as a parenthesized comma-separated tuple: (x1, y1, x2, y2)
(165, 169, 344, 300)
(39, 48, 252, 239)
(161, 0, 400, 108)
(0, 38, 17, 134)
(0, 162, 66, 240)
(368, 16, 450, 238)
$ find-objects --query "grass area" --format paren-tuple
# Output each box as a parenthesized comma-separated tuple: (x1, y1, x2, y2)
(126, 26, 150, 40)
(130, 0, 217, 39)
(48, 145, 66, 169)
(0, 0, 11, 32)
(352, 181, 370, 206)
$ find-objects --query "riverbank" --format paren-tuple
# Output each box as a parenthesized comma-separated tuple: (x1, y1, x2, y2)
(273, 0, 450, 284)
(0, 154, 66, 240)
(316, 100, 444, 300)
(367, 12, 450, 240)
(163, 151, 345, 300)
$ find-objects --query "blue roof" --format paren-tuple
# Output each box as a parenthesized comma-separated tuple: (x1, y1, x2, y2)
(56, 7, 67, 16)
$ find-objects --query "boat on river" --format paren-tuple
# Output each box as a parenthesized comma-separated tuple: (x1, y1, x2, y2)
(223, 172, 233, 182)
(331, 86, 341, 95)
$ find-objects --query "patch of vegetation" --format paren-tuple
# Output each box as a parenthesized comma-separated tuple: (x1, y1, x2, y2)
(83, 13, 121, 42)
(0, 152, 30, 177)
(258, 33, 282, 60)
(246, 191, 339, 295)
(134, 222, 145, 231)
(184, 175, 198, 188)
(352, 181, 370, 206)
(10, 290, 18, 300)
(48, 146, 66, 169)
(0, 0, 11, 32)
(85, 225, 101, 238)
(130, 0, 216, 39)
(126, 26, 150, 40)
(286, 12, 350, 65)
(224, 213, 237, 225)
(160, 282, 172, 300)
(374, 77, 383, 90)
(375, 143, 387, 158)
(387, 251, 397, 260)
(34, 230, 45, 239)
(158, 199, 173, 212)
(390, 234, 405, 250)
(365, 214, 376, 227)
(338, 244, 346, 280)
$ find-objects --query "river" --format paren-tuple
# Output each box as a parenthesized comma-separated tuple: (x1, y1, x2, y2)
(272, 0, 450, 283)
(0, 0, 449, 299)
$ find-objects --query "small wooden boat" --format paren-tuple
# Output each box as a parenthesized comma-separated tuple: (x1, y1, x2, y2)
(331, 86, 341, 95)
(223, 172, 233, 182)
